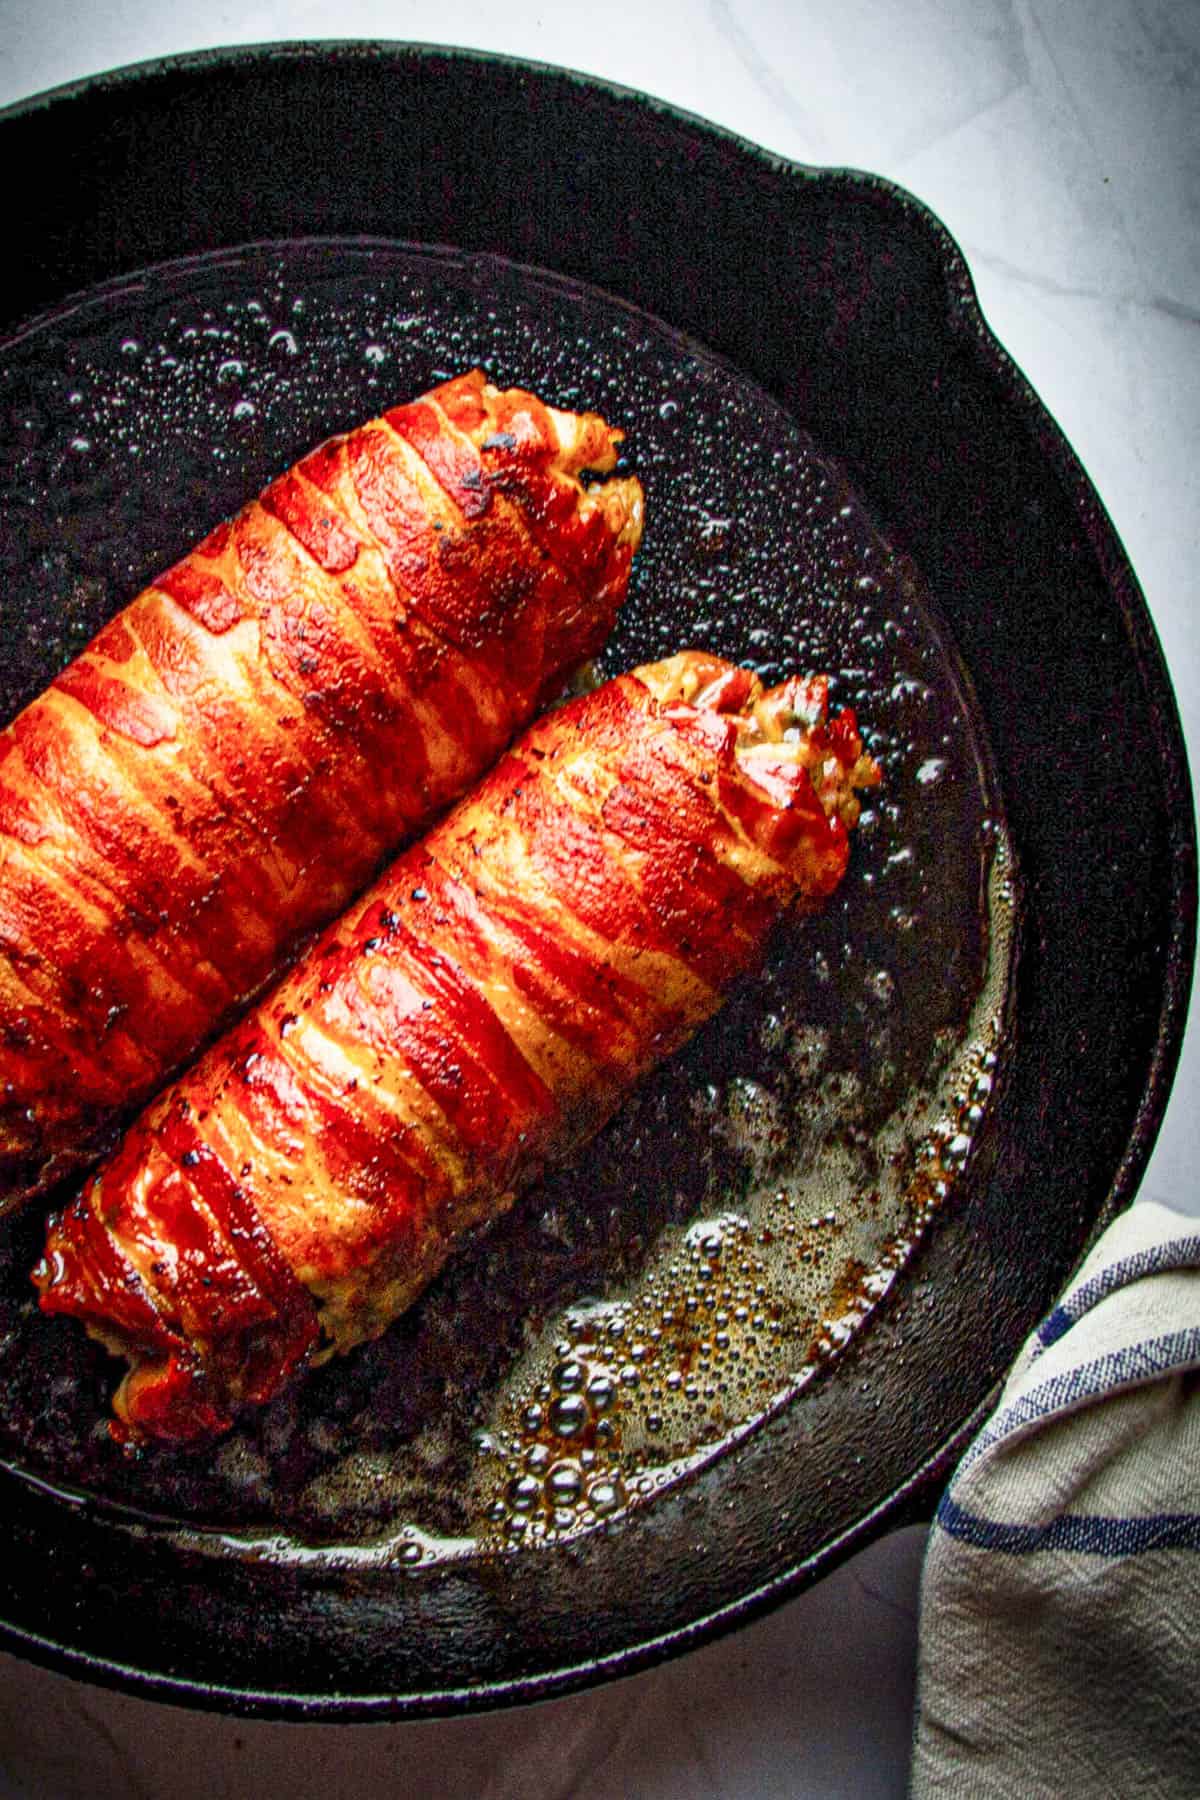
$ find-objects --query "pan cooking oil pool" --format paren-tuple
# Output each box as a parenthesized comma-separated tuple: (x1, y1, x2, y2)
(2, 238, 1015, 1564)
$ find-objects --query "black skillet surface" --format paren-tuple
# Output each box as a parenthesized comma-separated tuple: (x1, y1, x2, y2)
(0, 43, 1193, 1715)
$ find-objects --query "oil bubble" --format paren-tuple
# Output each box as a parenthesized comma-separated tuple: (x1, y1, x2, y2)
(586, 1374, 615, 1413)
(547, 1462, 583, 1504)
(589, 1479, 624, 1514)
(507, 1474, 540, 1511)
(548, 1394, 588, 1438)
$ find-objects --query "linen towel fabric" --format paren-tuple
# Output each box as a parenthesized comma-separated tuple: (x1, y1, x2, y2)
(911, 1197, 1200, 1797)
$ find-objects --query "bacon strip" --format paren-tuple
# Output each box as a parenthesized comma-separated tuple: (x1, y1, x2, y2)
(34, 652, 878, 1443)
(0, 371, 643, 1206)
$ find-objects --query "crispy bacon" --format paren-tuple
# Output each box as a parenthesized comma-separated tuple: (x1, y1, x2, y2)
(0, 371, 643, 1206)
(34, 652, 878, 1444)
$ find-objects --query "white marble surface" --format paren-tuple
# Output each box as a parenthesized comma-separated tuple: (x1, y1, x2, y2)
(0, 1, 1196, 1794)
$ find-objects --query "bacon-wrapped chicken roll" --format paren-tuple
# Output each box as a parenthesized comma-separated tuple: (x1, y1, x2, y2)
(1, 370, 643, 1206)
(35, 651, 878, 1443)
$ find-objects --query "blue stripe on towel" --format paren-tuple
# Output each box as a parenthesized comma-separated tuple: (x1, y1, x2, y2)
(1036, 1305, 1074, 1350)
(957, 1327, 1200, 1478)
(1033, 1236, 1200, 1356)
(936, 1494, 1200, 1557)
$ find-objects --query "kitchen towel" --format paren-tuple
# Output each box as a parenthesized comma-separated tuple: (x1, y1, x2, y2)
(911, 1195, 1200, 1796)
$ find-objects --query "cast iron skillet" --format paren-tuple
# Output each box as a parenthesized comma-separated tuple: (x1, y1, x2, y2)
(0, 43, 1193, 1716)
